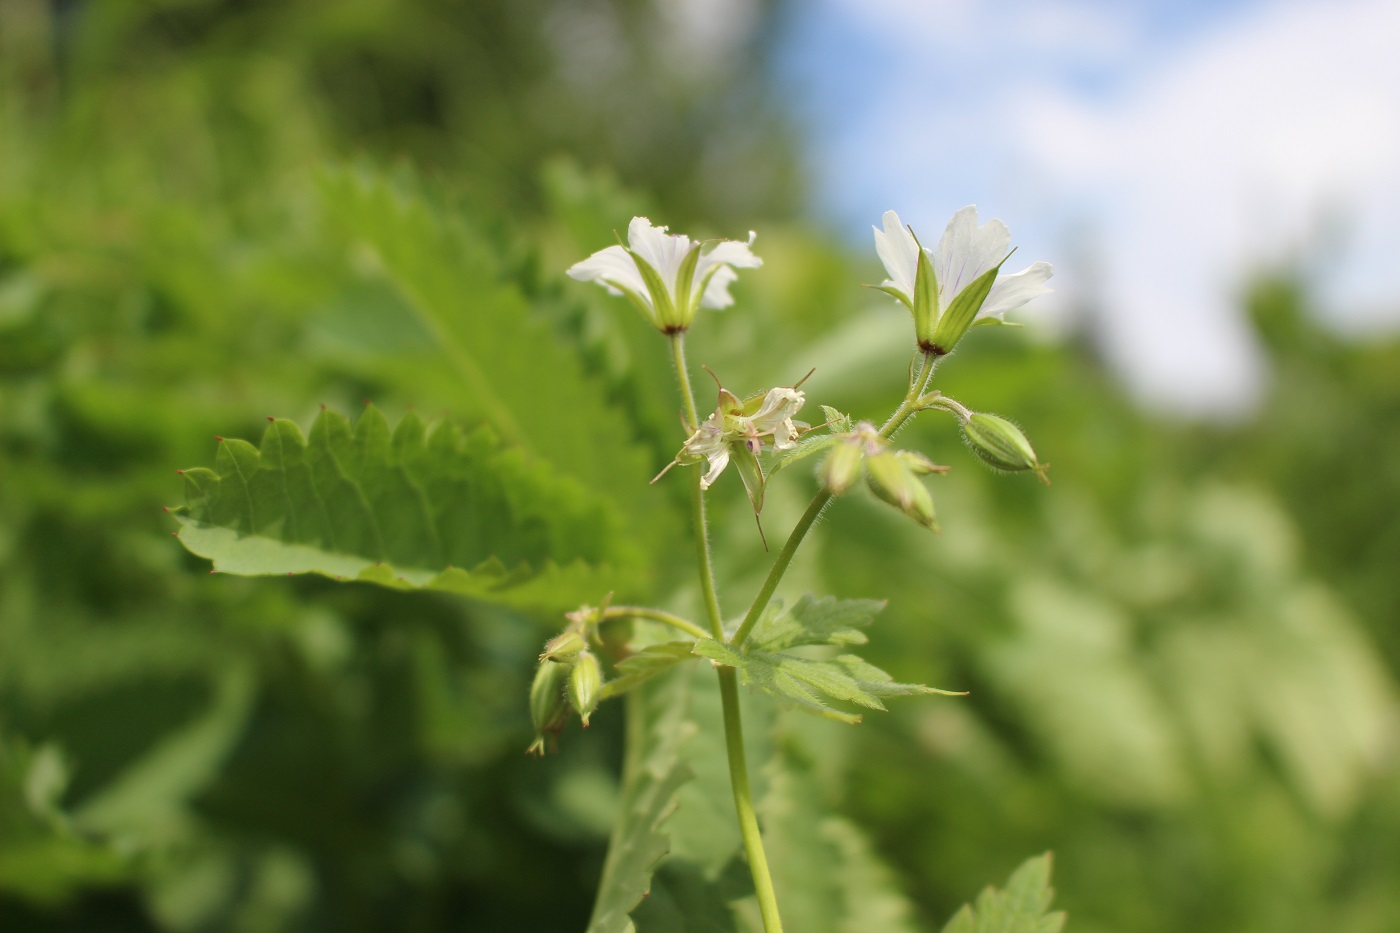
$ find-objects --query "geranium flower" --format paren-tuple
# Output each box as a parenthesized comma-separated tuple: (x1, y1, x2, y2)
(652, 382, 809, 517)
(873, 207, 1052, 353)
(568, 217, 762, 333)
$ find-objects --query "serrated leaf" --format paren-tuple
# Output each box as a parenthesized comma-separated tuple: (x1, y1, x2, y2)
(603, 642, 698, 699)
(819, 405, 853, 433)
(172, 406, 630, 610)
(748, 594, 885, 653)
(940, 854, 1066, 933)
(759, 748, 923, 933)
(692, 639, 953, 725)
(587, 675, 697, 933)
(316, 166, 662, 546)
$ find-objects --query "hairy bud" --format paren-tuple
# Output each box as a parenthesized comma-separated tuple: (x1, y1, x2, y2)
(527, 661, 570, 756)
(961, 413, 1047, 482)
(568, 651, 604, 728)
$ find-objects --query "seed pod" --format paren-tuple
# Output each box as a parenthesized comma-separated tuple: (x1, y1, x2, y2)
(527, 660, 570, 756)
(866, 450, 938, 530)
(568, 651, 603, 728)
(541, 631, 586, 665)
(961, 413, 1047, 481)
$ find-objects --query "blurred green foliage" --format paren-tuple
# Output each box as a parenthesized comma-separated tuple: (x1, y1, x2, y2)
(2, 1, 1398, 931)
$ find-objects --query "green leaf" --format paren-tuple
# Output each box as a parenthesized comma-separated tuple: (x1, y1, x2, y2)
(693, 640, 951, 725)
(172, 406, 631, 610)
(748, 594, 884, 653)
(316, 166, 661, 546)
(694, 596, 958, 722)
(759, 747, 923, 933)
(819, 405, 853, 433)
(770, 433, 842, 477)
(587, 675, 697, 933)
(603, 642, 698, 699)
(940, 854, 1066, 933)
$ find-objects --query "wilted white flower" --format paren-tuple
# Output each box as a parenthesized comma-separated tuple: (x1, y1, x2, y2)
(873, 207, 1052, 353)
(652, 382, 809, 516)
(568, 217, 762, 333)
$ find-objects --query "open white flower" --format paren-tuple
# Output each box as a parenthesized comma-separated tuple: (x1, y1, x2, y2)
(873, 207, 1052, 353)
(568, 217, 762, 333)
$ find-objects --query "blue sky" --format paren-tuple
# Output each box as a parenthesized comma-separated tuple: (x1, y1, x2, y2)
(773, 0, 1400, 415)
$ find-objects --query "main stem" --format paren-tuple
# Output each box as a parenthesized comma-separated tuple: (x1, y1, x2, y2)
(668, 333, 784, 933)
(732, 351, 937, 648)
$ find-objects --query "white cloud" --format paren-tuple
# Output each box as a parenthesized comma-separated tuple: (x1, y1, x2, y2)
(803, 0, 1400, 415)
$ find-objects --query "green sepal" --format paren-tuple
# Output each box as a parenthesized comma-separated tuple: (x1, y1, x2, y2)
(865, 283, 914, 314)
(625, 247, 681, 331)
(928, 256, 1007, 353)
(672, 244, 703, 327)
(971, 316, 1023, 328)
(731, 444, 767, 515)
(910, 227, 940, 345)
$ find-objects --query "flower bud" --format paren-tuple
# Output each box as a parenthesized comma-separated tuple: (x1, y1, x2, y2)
(568, 651, 604, 728)
(821, 437, 867, 494)
(541, 631, 586, 665)
(961, 413, 1047, 482)
(528, 660, 571, 756)
(865, 450, 938, 530)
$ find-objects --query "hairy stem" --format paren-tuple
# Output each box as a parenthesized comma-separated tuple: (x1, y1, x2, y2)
(732, 351, 937, 648)
(602, 606, 709, 641)
(668, 332, 785, 932)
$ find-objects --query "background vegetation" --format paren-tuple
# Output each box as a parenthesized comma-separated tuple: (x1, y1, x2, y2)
(2, 1, 1396, 931)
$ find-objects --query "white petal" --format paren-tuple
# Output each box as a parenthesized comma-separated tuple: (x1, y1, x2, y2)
(749, 387, 804, 432)
(703, 237, 763, 269)
(695, 235, 763, 309)
(568, 245, 650, 304)
(873, 210, 919, 299)
(932, 206, 1011, 307)
(980, 261, 1054, 320)
(699, 264, 739, 309)
(700, 448, 730, 489)
(626, 216, 693, 291)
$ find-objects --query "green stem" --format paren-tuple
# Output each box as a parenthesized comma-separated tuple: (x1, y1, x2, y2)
(602, 606, 709, 641)
(668, 332, 784, 932)
(732, 351, 937, 648)
(719, 666, 784, 933)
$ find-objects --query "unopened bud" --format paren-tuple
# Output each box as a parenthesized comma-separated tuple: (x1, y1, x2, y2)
(821, 438, 866, 494)
(893, 450, 949, 476)
(961, 413, 1047, 482)
(568, 651, 603, 728)
(541, 631, 586, 665)
(866, 450, 938, 529)
(528, 660, 570, 756)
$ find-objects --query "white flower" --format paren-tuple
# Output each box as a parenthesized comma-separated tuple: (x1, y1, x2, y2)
(873, 207, 1053, 352)
(742, 387, 805, 452)
(681, 411, 731, 489)
(652, 384, 808, 497)
(568, 217, 762, 333)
